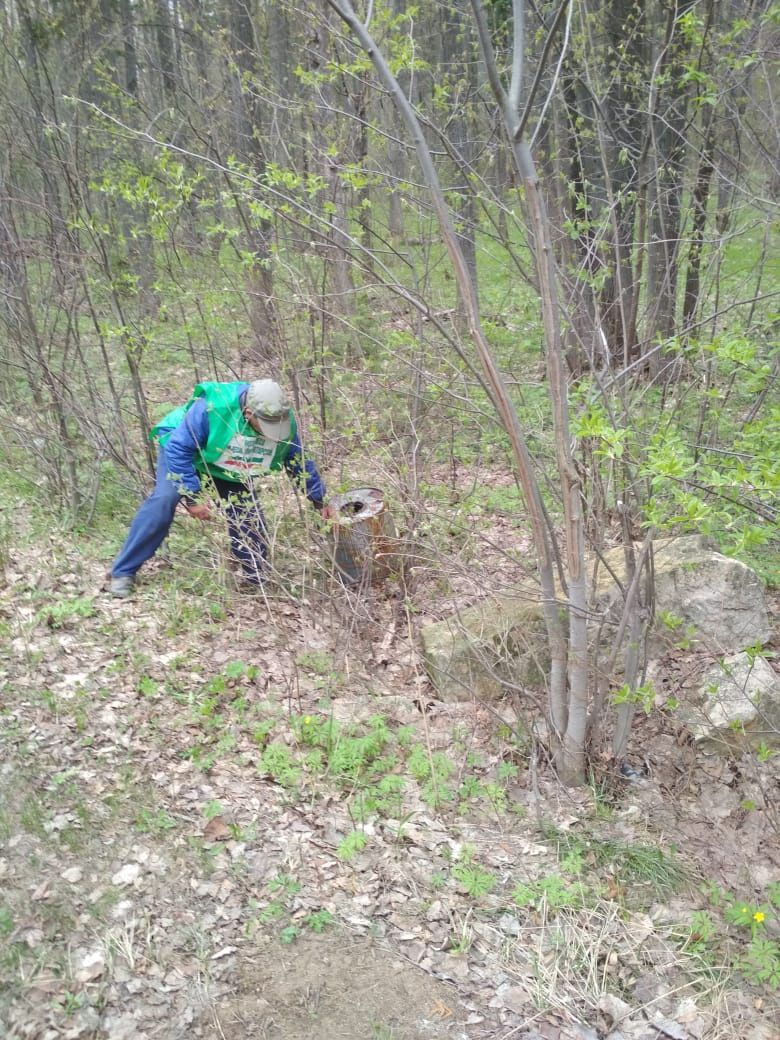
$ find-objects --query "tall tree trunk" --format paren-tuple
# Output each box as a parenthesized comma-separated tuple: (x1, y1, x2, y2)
(267, 0, 295, 160)
(154, 0, 178, 104)
(310, 2, 354, 322)
(471, 0, 588, 784)
(387, 0, 410, 241)
(682, 109, 716, 335)
(119, 0, 159, 319)
(554, 0, 648, 371)
(645, 0, 695, 359)
(325, 0, 575, 769)
(228, 0, 281, 361)
(441, 1, 480, 320)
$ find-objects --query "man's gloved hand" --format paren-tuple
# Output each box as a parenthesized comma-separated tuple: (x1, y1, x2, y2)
(185, 501, 212, 521)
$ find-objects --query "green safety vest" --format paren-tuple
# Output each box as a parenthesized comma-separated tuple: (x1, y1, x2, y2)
(151, 381, 297, 484)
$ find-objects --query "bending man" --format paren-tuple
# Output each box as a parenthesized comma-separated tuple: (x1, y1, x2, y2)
(110, 379, 331, 597)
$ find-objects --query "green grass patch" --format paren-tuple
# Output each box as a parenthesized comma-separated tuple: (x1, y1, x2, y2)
(544, 826, 688, 903)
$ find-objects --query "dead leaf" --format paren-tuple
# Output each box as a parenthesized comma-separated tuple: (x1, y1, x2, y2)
(32, 880, 52, 900)
(111, 863, 141, 886)
(28, 975, 63, 996)
(653, 1016, 689, 1040)
(675, 998, 700, 1024)
(567, 1026, 599, 1040)
(20, 926, 44, 948)
(203, 816, 232, 842)
(76, 950, 105, 983)
(536, 1022, 562, 1040)
(102, 1013, 144, 1040)
(598, 993, 632, 1024)
(430, 999, 452, 1019)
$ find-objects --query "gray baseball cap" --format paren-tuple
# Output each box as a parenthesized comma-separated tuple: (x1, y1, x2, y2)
(244, 379, 292, 442)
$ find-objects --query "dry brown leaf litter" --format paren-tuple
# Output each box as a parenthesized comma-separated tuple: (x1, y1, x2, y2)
(0, 532, 778, 1040)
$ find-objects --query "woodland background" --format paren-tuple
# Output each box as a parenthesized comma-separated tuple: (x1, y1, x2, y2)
(0, 3, 779, 1037)
(0, 0, 776, 774)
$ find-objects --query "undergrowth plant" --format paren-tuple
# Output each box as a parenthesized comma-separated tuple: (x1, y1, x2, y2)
(260, 715, 452, 811)
(512, 873, 590, 914)
(683, 881, 780, 990)
(574, 332, 779, 583)
(245, 872, 335, 946)
(35, 597, 97, 629)
(452, 846, 497, 899)
(337, 830, 369, 861)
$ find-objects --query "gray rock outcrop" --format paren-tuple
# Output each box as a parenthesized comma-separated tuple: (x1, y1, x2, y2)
(419, 596, 548, 703)
(420, 537, 773, 707)
(593, 535, 771, 654)
(681, 652, 780, 751)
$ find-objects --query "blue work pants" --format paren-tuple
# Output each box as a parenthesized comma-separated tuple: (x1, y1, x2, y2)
(112, 450, 267, 583)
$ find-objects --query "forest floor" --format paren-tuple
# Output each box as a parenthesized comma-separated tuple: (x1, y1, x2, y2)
(1, 491, 779, 1040)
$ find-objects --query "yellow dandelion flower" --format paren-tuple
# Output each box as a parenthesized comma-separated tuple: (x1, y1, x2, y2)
(303, 716, 312, 725)
(753, 911, 765, 923)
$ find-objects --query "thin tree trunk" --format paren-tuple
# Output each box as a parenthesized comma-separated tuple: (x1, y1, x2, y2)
(471, 0, 588, 784)
(441, 2, 480, 322)
(154, 0, 178, 103)
(228, 0, 281, 358)
(646, 0, 695, 357)
(325, 0, 568, 752)
(682, 110, 716, 335)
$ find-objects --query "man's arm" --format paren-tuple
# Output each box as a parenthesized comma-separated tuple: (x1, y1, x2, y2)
(283, 430, 327, 506)
(161, 399, 209, 498)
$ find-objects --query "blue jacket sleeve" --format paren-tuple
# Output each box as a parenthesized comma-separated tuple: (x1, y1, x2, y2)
(161, 399, 210, 495)
(284, 430, 327, 504)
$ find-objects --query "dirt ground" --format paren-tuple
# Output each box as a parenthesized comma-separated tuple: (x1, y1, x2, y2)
(1, 518, 779, 1040)
(213, 931, 479, 1039)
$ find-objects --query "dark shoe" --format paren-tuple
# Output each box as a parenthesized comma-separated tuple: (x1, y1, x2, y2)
(238, 578, 265, 594)
(110, 575, 135, 598)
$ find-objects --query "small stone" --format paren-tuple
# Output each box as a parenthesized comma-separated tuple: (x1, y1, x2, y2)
(63, 1007, 100, 1038)
(21, 927, 44, 948)
(61, 867, 83, 884)
(439, 954, 470, 981)
(675, 998, 700, 1024)
(500, 984, 529, 1013)
(48, 813, 72, 833)
(570, 1025, 600, 1040)
(633, 972, 662, 1004)
(652, 1016, 689, 1040)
